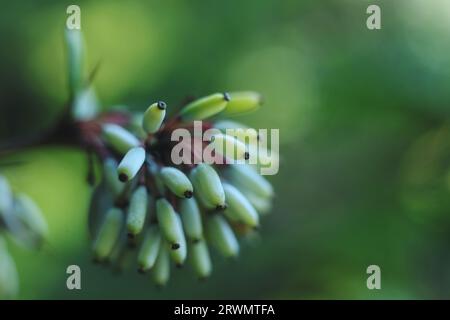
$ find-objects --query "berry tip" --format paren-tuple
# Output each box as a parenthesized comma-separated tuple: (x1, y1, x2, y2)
(157, 101, 167, 110)
(118, 173, 129, 182)
(137, 268, 146, 274)
(216, 204, 227, 211)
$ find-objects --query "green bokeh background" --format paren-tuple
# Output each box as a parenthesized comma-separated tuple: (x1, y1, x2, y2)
(1, 0, 450, 299)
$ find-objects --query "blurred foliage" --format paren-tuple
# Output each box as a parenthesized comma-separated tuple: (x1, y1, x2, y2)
(1, 0, 450, 299)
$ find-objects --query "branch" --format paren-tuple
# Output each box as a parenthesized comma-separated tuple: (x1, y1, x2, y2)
(0, 107, 81, 156)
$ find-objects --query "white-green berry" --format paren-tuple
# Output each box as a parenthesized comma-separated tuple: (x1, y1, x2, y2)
(209, 133, 249, 161)
(152, 241, 170, 287)
(126, 186, 149, 236)
(156, 198, 184, 249)
(143, 101, 166, 134)
(0, 237, 19, 299)
(222, 182, 259, 227)
(137, 225, 161, 272)
(240, 189, 272, 215)
(0, 176, 13, 216)
(179, 198, 203, 242)
(102, 124, 141, 155)
(72, 87, 99, 121)
(92, 207, 124, 261)
(103, 158, 125, 197)
(117, 147, 146, 182)
(88, 183, 113, 239)
(14, 194, 48, 245)
(214, 120, 259, 146)
(225, 164, 274, 199)
(168, 223, 187, 267)
(130, 112, 147, 139)
(190, 164, 226, 210)
(207, 214, 239, 258)
(189, 240, 212, 279)
(160, 167, 193, 198)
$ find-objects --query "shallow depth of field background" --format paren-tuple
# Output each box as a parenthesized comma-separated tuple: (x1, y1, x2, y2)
(1, 0, 450, 299)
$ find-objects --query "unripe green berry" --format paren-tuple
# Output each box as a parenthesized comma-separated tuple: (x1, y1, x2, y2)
(92, 207, 124, 261)
(180, 93, 229, 121)
(160, 167, 193, 198)
(179, 198, 203, 242)
(222, 183, 259, 227)
(126, 186, 149, 236)
(190, 164, 225, 210)
(189, 240, 212, 279)
(117, 147, 146, 182)
(137, 225, 161, 272)
(143, 101, 167, 134)
(221, 91, 262, 116)
(156, 199, 184, 249)
(102, 124, 140, 155)
(207, 214, 239, 258)
(152, 241, 170, 286)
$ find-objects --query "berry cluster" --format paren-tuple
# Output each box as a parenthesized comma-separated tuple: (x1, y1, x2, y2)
(87, 92, 275, 286)
(0, 29, 277, 297)
(0, 175, 48, 298)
